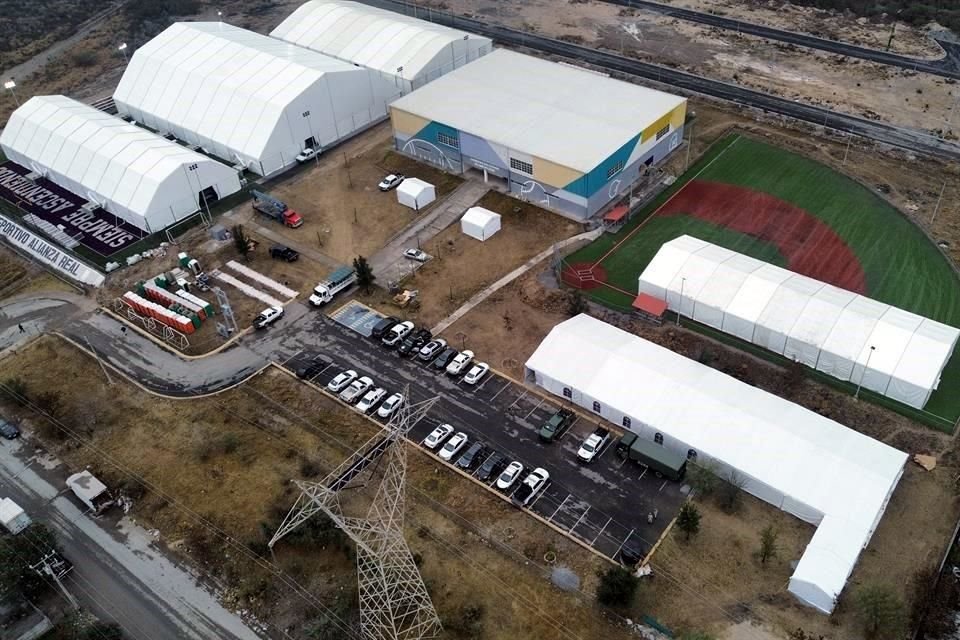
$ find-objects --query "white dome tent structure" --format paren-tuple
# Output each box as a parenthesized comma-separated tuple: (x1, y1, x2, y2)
(113, 22, 399, 177)
(524, 314, 908, 614)
(396, 178, 435, 211)
(0, 95, 242, 234)
(271, 0, 493, 94)
(637, 235, 960, 409)
(460, 206, 500, 241)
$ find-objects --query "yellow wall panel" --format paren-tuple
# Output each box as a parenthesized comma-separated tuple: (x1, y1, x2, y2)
(669, 102, 687, 129)
(641, 112, 673, 143)
(533, 156, 583, 188)
(390, 108, 429, 136)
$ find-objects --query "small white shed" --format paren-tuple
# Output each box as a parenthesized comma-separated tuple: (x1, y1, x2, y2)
(397, 178, 436, 211)
(461, 206, 501, 241)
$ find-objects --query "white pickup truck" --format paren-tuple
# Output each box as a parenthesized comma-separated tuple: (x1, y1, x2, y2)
(577, 427, 611, 463)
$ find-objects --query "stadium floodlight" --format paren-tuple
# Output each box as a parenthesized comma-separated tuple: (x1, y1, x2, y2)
(118, 42, 128, 64)
(3, 80, 18, 106)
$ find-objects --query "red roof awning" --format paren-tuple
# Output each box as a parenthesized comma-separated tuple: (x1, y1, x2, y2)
(603, 205, 629, 223)
(632, 293, 668, 317)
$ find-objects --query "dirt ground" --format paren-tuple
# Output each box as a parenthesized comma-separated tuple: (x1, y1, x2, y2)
(97, 224, 326, 354)
(262, 126, 464, 265)
(447, 261, 960, 639)
(0, 246, 80, 300)
(0, 337, 650, 640)
(668, 0, 944, 57)
(361, 191, 582, 330)
(434, 0, 959, 137)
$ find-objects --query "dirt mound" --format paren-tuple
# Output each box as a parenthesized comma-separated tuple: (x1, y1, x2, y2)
(517, 274, 571, 315)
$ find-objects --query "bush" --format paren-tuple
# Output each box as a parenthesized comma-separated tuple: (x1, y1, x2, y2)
(0, 376, 28, 406)
(83, 621, 123, 639)
(676, 502, 701, 541)
(910, 565, 958, 638)
(299, 458, 321, 478)
(220, 432, 239, 455)
(596, 566, 640, 607)
(856, 583, 906, 639)
(687, 461, 719, 497)
(567, 290, 589, 316)
(71, 50, 99, 67)
(717, 470, 746, 513)
(444, 604, 485, 638)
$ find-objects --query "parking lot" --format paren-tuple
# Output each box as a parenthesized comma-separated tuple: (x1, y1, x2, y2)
(286, 307, 687, 563)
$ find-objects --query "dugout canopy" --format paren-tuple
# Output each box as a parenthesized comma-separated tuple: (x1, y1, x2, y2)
(637, 235, 960, 409)
(524, 314, 909, 613)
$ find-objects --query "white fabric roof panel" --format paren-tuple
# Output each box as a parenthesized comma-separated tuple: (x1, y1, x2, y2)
(271, 0, 492, 91)
(525, 314, 908, 613)
(692, 253, 765, 330)
(0, 95, 241, 232)
(638, 235, 960, 409)
(113, 22, 398, 176)
(390, 49, 687, 173)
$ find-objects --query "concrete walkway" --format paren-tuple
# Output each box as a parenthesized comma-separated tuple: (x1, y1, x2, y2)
(370, 180, 490, 282)
(430, 229, 602, 336)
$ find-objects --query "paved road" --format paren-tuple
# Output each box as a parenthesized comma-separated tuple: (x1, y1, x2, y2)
(0, 292, 95, 355)
(61, 303, 685, 560)
(599, 0, 960, 79)
(0, 439, 262, 640)
(360, 0, 960, 161)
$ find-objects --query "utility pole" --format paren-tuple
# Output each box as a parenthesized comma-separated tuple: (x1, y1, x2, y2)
(31, 552, 78, 610)
(842, 134, 852, 165)
(343, 152, 353, 188)
(685, 119, 695, 170)
(270, 393, 442, 640)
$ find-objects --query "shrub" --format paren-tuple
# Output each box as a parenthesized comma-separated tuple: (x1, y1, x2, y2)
(596, 566, 639, 607)
(856, 583, 906, 639)
(0, 376, 28, 406)
(676, 502, 701, 541)
(72, 50, 99, 67)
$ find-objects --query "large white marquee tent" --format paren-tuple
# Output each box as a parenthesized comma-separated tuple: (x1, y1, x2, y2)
(0, 95, 242, 233)
(271, 0, 492, 94)
(114, 22, 398, 176)
(637, 235, 959, 409)
(525, 314, 908, 614)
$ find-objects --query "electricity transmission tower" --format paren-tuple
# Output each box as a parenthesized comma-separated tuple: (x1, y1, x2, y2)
(270, 392, 442, 640)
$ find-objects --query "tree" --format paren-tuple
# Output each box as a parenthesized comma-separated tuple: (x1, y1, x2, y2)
(353, 255, 376, 293)
(687, 461, 719, 498)
(567, 290, 589, 316)
(675, 502, 701, 541)
(856, 583, 906, 640)
(758, 525, 778, 565)
(0, 523, 59, 600)
(232, 224, 251, 260)
(717, 469, 747, 513)
(596, 566, 640, 607)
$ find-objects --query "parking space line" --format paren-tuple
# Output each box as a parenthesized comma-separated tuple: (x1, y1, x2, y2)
(591, 517, 612, 545)
(547, 494, 570, 522)
(613, 529, 635, 559)
(659, 480, 667, 493)
(556, 414, 579, 443)
(475, 375, 492, 392)
(472, 453, 495, 477)
(507, 390, 528, 410)
(524, 398, 545, 420)
(616, 455, 628, 469)
(490, 381, 512, 402)
(570, 506, 591, 533)
(638, 467, 648, 481)
(282, 350, 303, 366)
(529, 484, 550, 510)
(310, 363, 334, 382)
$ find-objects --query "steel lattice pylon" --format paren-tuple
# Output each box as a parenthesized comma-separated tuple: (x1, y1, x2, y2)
(270, 392, 442, 640)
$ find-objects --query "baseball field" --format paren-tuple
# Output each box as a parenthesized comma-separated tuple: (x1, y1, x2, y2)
(564, 133, 960, 428)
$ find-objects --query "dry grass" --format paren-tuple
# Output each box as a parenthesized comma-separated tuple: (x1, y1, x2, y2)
(363, 191, 581, 328)
(0, 337, 644, 639)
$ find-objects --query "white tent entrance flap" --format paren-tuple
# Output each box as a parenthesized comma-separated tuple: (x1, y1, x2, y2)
(524, 314, 908, 614)
(637, 235, 960, 409)
(460, 206, 501, 241)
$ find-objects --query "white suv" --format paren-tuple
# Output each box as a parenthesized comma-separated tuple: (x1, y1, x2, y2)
(446, 350, 474, 376)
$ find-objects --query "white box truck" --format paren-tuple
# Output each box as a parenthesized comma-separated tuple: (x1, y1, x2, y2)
(66, 470, 114, 514)
(0, 497, 32, 535)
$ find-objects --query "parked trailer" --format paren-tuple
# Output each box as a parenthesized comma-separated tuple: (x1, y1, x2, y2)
(251, 190, 303, 228)
(309, 266, 357, 306)
(0, 497, 31, 535)
(616, 432, 687, 481)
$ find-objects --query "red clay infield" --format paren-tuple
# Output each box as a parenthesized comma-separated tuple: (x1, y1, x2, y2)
(657, 180, 867, 293)
(561, 262, 608, 289)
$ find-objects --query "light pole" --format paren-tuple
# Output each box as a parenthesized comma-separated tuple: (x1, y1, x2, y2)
(4, 80, 19, 106)
(854, 345, 876, 400)
(676, 277, 685, 327)
(118, 42, 128, 64)
(456, 332, 467, 351)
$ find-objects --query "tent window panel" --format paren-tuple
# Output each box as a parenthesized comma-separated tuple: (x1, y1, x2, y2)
(655, 124, 670, 140)
(687, 449, 697, 461)
(654, 433, 663, 445)
(622, 416, 631, 428)
(562, 387, 572, 398)
(592, 401, 601, 413)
